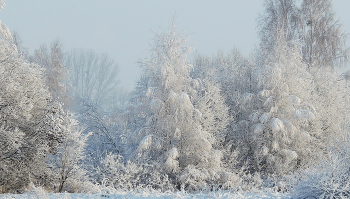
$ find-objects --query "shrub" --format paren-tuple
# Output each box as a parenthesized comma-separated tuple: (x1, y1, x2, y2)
(294, 137, 350, 199)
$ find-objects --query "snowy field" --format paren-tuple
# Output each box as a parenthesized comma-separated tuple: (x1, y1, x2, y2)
(0, 191, 291, 199)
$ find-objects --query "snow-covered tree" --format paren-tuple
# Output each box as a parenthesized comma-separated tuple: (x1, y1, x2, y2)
(189, 77, 230, 146)
(65, 49, 121, 112)
(30, 40, 69, 108)
(252, 0, 350, 176)
(298, 0, 349, 69)
(257, 0, 299, 61)
(78, 101, 128, 170)
(64, 49, 126, 176)
(11, 31, 27, 58)
(192, 50, 261, 172)
(192, 49, 257, 132)
(194, 30, 348, 177)
(232, 32, 349, 176)
(49, 115, 94, 193)
(247, 35, 317, 175)
(0, 21, 66, 192)
(127, 24, 236, 190)
(258, 0, 349, 70)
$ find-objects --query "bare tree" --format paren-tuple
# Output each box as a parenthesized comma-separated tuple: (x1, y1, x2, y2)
(65, 49, 125, 172)
(11, 31, 27, 57)
(258, 0, 349, 70)
(257, 0, 299, 61)
(31, 40, 69, 108)
(298, 0, 349, 69)
(65, 49, 121, 112)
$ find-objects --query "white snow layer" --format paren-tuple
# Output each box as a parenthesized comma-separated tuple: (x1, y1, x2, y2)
(253, 123, 265, 135)
(150, 98, 164, 113)
(263, 96, 273, 108)
(258, 90, 271, 98)
(280, 149, 298, 162)
(259, 112, 270, 124)
(164, 157, 179, 173)
(168, 147, 179, 159)
(269, 118, 284, 132)
(137, 135, 153, 151)
(241, 93, 254, 104)
(178, 92, 193, 110)
(0, 190, 292, 199)
(269, 107, 278, 115)
(287, 95, 301, 105)
(249, 111, 260, 123)
(293, 109, 315, 120)
(193, 109, 203, 119)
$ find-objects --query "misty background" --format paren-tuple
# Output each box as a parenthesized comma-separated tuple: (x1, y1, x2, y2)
(0, 0, 349, 90)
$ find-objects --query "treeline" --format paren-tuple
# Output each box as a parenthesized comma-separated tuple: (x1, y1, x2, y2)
(1, 0, 350, 197)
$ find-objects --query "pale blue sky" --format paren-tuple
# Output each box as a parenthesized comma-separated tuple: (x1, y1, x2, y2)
(0, 0, 349, 89)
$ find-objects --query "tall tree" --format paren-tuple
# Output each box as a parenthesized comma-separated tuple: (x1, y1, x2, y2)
(11, 31, 27, 58)
(65, 49, 121, 112)
(127, 25, 236, 190)
(64, 49, 124, 171)
(31, 40, 69, 108)
(257, 0, 299, 62)
(0, 22, 66, 192)
(298, 0, 349, 69)
(233, 33, 349, 176)
(258, 0, 349, 69)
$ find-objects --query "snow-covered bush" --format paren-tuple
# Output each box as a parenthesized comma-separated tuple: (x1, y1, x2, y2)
(96, 153, 174, 192)
(178, 165, 242, 191)
(236, 172, 263, 192)
(24, 182, 49, 199)
(294, 135, 350, 199)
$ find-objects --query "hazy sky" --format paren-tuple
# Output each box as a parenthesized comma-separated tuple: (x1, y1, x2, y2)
(0, 0, 349, 89)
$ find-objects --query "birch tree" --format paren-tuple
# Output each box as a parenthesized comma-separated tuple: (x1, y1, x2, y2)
(257, 0, 299, 61)
(236, 33, 349, 176)
(128, 24, 237, 190)
(298, 0, 349, 69)
(258, 0, 349, 69)
(31, 40, 69, 108)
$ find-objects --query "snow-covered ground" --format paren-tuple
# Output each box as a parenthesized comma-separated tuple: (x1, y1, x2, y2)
(0, 190, 291, 199)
